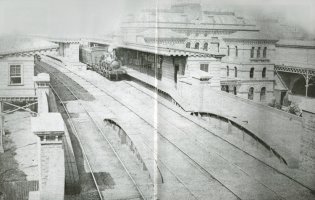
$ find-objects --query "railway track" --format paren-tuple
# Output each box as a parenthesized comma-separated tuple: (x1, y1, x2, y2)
(37, 59, 240, 199)
(36, 66, 147, 200)
(47, 77, 104, 200)
(37, 57, 315, 199)
(117, 81, 315, 199)
(120, 80, 315, 192)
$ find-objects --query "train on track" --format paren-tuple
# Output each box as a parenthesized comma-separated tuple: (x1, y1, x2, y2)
(79, 46, 127, 81)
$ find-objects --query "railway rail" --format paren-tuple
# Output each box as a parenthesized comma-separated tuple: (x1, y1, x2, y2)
(36, 66, 147, 200)
(36, 57, 315, 200)
(121, 80, 315, 193)
(37, 59, 240, 199)
(48, 77, 104, 200)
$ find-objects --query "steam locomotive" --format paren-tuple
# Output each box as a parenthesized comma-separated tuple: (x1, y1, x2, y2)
(79, 46, 126, 81)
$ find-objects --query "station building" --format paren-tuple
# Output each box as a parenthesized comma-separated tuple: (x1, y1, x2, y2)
(0, 35, 58, 154)
(78, 1, 314, 107)
(0, 36, 58, 99)
(117, 1, 279, 104)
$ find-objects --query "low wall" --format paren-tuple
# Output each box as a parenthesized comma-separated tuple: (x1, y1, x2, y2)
(125, 67, 304, 168)
(37, 91, 49, 114)
(30, 85, 66, 200)
(104, 119, 163, 184)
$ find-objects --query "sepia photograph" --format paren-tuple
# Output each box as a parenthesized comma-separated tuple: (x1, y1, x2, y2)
(0, 0, 315, 199)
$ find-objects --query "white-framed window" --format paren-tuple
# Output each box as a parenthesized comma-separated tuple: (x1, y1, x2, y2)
(9, 64, 23, 85)
(200, 64, 209, 72)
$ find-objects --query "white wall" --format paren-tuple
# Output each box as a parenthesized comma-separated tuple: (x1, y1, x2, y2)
(186, 56, 221, 89)
(0, 55, 35, 97)
(59, 43, 80, 62)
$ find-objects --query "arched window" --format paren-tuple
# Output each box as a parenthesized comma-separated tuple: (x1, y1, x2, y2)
(227, 66, 229, 77)
(227, 45, 230, 56)
(248, 87, 254, 100)
(235, 46, 238, 57)
(186, 42, 191, 48)
(203, 43, 208, 51)
(250, 47, 255, 58)
(234, 66, 237, 78)
(195, 42, 199, 49)
(257, 47, 261, 58)
(260, 87, 266, 101)
(263, 47, 267, 58)
(250, 67, 254, 78)
(262, 67, 266, 78)
(233, 86, 237, 95)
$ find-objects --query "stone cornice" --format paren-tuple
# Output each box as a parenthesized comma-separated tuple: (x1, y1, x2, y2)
(223, 38, 278, 44)
(276, 44, 315, 49)
(221, 61, 275, 66)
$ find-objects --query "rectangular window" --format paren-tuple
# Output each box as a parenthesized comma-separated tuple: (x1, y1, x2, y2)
(10, 65, 22, 85)
(200, 64, 209, 72)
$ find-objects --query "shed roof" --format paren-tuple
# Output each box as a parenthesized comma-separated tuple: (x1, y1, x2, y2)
(140, 29, 187, 39)
(0, 36, 58, 56)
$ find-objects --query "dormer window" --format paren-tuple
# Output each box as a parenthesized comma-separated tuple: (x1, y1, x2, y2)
(186, 42, 191, 48)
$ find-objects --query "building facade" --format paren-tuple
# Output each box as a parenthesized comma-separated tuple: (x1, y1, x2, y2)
(220, 32, 277, 102)
(117, 2, 280, 103)
(0, 36, 58, 99)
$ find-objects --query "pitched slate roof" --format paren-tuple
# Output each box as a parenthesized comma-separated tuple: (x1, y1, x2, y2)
(0, 36, 58, 56)
(139, 29, 187, 39)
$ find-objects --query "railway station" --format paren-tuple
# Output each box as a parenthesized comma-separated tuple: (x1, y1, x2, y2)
(1, 0, 315, 200)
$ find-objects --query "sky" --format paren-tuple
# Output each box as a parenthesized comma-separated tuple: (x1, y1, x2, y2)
(0, 0, 315, 37)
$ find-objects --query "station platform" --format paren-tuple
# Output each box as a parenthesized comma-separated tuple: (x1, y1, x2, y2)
(38, 57, 315, 198)
(123, 66, 305, 169)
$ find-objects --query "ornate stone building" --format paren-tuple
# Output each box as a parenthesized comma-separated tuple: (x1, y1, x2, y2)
(118, 1, 279, 103)
(220, 32, 277, 102)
